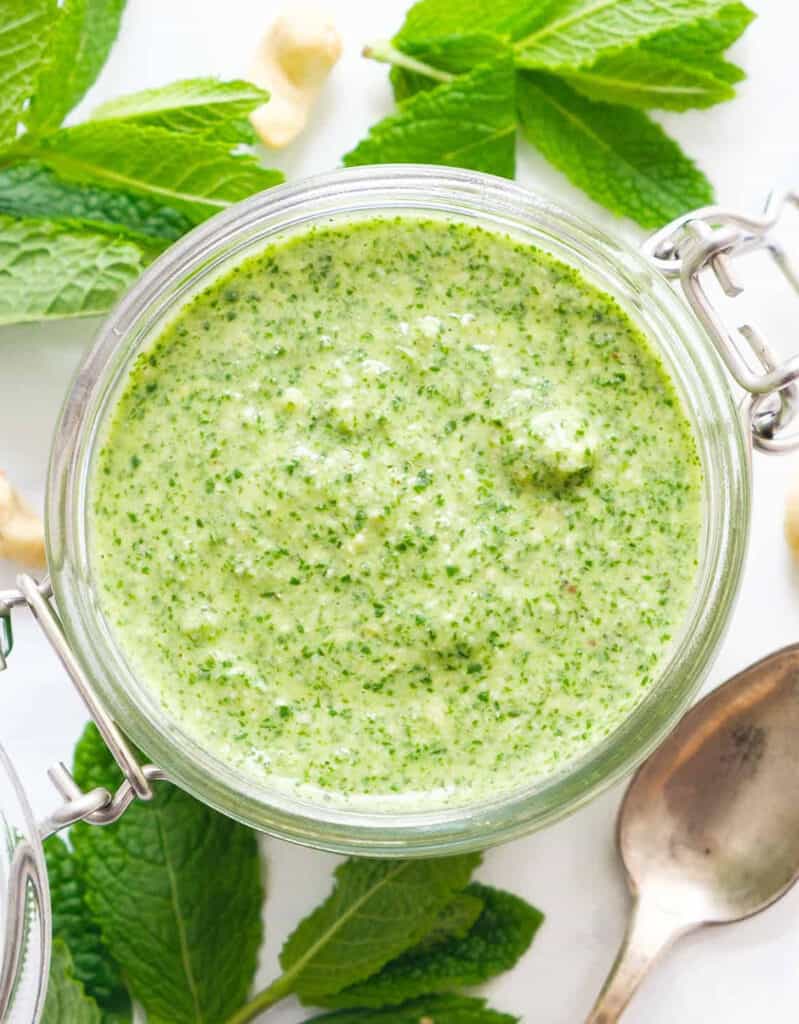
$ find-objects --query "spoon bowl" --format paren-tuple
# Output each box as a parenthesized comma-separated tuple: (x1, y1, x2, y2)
(588, 644, 799, 1022)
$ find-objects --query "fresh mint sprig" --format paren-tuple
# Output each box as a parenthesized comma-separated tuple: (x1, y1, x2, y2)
(44, 723, 544, 1024)
(0, 0, 283, 326)
(352, 0, 755, 226)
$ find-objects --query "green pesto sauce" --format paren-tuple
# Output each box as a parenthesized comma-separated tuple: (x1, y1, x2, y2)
(91, 217, 702, 810)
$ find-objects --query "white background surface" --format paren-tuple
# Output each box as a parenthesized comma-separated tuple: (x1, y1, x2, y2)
(2, 1, 799, 1021)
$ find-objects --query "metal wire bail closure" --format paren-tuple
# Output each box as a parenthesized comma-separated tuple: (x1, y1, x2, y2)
(0, 575, 164, 840)
(642, 190, 799, 453)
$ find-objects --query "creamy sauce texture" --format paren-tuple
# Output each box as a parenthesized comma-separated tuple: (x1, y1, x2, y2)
(91, 217, 702, 809)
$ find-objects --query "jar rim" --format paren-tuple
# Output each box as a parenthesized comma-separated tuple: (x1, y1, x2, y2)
(46, 165, 751, 855)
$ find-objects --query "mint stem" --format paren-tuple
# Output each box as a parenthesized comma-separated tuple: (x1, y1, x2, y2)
(362, 40, 455, 83)
(223, 974, 295, 1024)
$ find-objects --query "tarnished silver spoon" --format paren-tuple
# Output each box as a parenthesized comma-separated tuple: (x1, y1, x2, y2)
(587, 644, 799, 1023)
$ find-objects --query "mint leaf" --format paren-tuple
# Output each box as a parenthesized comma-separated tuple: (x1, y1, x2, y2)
(344, 57, 516, 178)
(0, 214, 148, 324)
(0, 162, 191, 246)
(279, 854, 481, 1002)
(388, 33, 509, 101)
(516, 71, 713, 227)
(320, 883, 543, 1009)
(413, 890, 484, 951)
(89, 77, 267, 142)
(514, 0, 729, 71)
(558, 48, 735, 109)
(0, 0, 55, 143)
(44, 835, 129, 1013)
(42, 940, 102, 1024)
(388, 0, 556, 100)
(302, 994, 519, 1024)
(71, 724, 264, 1024)
(16, 121, 284, 222)
(25, 0, 126, 133)
(641, 2, 754, 82)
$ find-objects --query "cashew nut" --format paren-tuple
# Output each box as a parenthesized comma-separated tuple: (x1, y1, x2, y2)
(249, 5, 342, 148)
(0, 472, 46, 568)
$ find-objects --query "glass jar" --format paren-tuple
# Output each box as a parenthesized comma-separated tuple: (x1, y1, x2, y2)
(36, 166, 753, 856)
(16, 163, 799, 1019)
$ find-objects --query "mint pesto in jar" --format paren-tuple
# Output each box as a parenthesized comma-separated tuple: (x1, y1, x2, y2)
(90, 216, 702, 810)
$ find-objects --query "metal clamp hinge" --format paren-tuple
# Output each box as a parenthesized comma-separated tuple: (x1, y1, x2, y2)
(40, 762, 167, 838)
(642, 190, 799, 452)
(1, 574, 164, 833)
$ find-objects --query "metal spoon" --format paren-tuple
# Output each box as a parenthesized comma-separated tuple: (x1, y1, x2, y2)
(587, 643, 799, 1023)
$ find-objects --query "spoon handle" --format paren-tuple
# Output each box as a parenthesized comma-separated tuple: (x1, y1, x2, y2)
(586, 896, 685, 1023)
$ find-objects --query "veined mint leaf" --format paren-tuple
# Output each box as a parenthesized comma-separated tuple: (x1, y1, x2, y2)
(44, 836, 129, 1013)
(643, 2, 754, 61)
(344, 57, 516, 178)
(279, 853, 481, 1002)
(71, 723, 264, 1024)
(0, 214, 148, 324)
(516, 71, 713, 227)
(0, 162, 192, 246)
(42, 940, 102, 1024)
(16, 121, 284, 222)
(413, 890, 484, 951)
(388, 33, 509, 101)
(89, 77, 267, 143)
(559, 48, 735, 109)
(302, 994, 519, 1024)
(641, 2, 754, 83)
(25, 0, 126, 133)
(0, 0, 55, 143)
(319, 883, 543, 1009)
(514, 0, 729, 71)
